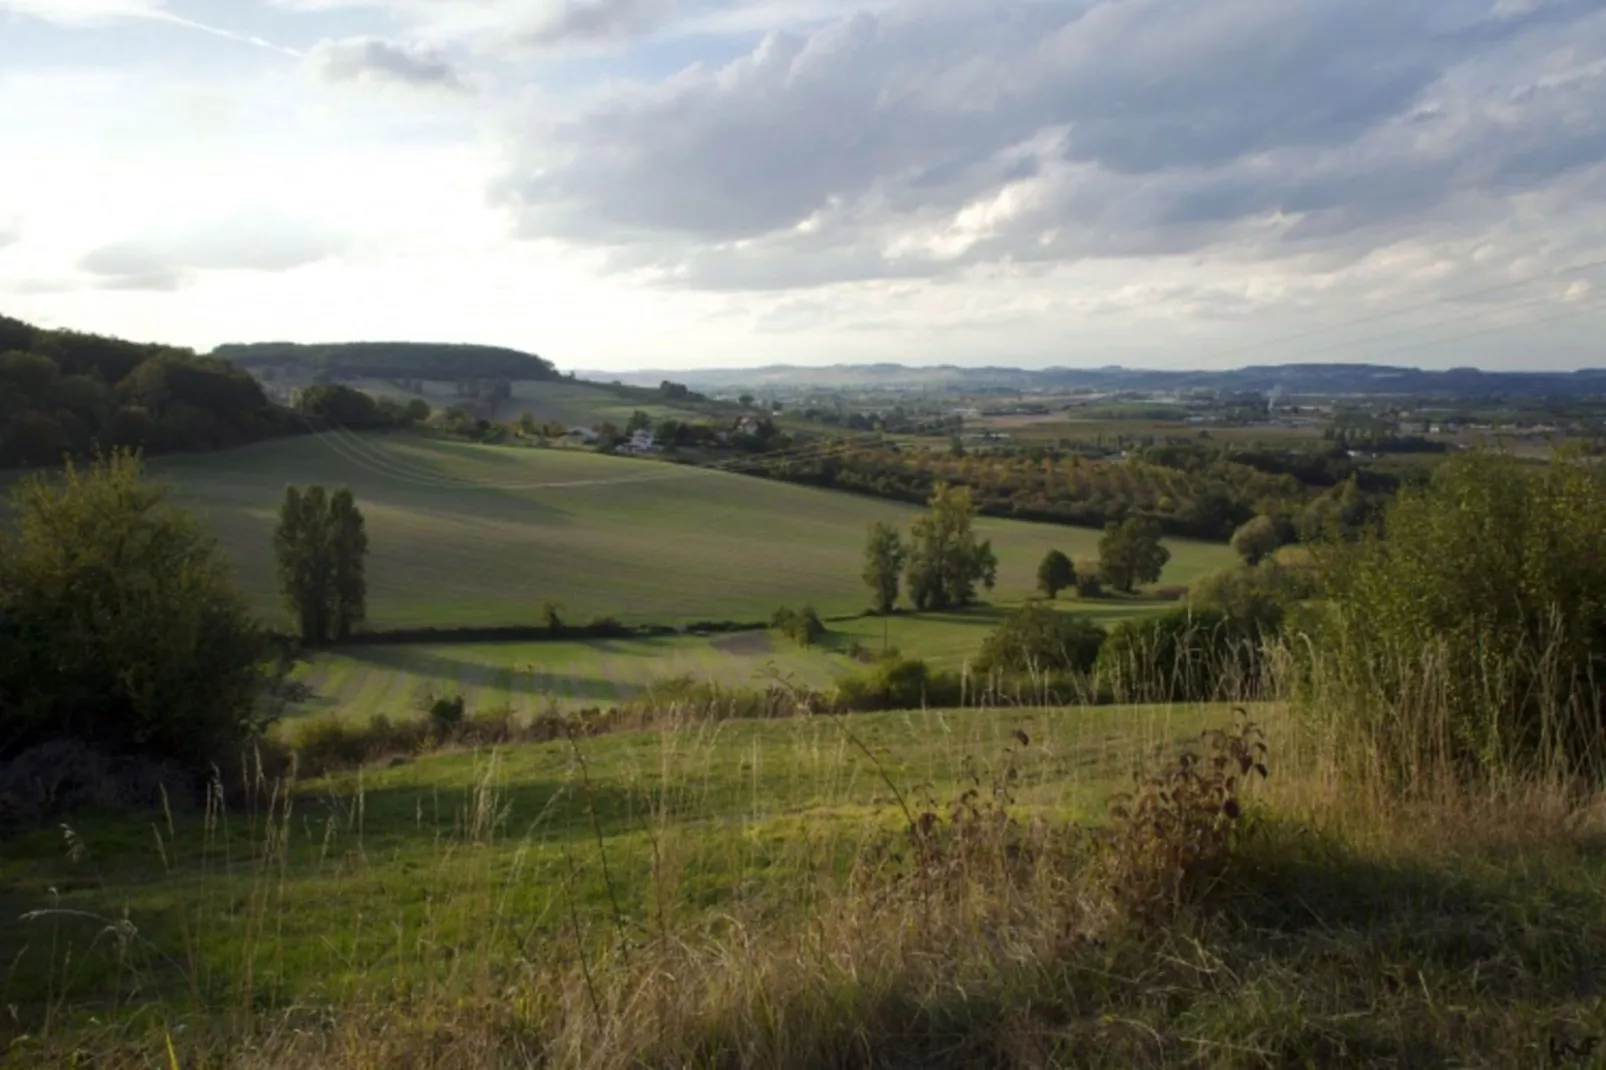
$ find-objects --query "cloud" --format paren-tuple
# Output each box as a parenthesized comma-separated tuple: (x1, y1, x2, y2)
(306, 37, 469, 92)
(0, 221, 18, 250)
(495, 0, 1606, 291)
(0, 0, 162, 23)
(518, 0, 676, 47)
(77, 213, 346, 290)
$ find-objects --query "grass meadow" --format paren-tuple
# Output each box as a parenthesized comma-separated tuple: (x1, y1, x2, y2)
(140, 432, 1235, 630)
(286, 600, 1178, 723)
(0, 703, 1229, 1024)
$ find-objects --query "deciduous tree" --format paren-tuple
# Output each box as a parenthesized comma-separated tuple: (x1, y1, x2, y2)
(861, 521, 906, 614)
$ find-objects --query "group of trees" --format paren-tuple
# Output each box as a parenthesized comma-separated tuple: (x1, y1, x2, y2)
(750, 439, 1318, 541)
(1031, 519, 1171, 600)
(862, 485, 998, 613)
(295, 383, 432, 431)
(0, 315, 299, 468)
(273, 485, 370, 644)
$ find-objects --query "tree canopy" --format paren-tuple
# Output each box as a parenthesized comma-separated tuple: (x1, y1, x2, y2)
(0, 452, 267, 771)
(0, 314, 298, 467)
(213, 341, 557, 382)
(905, 484, 998, 611)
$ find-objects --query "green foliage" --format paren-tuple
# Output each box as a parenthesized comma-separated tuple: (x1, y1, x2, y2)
(905, 484, 998, 611)
(836, 655, 962, 711)
(1229, 515, 1283, 566)
(274, 484, 369, 643)
(1096, 608, 1249, 703)
(861, 521, 906, 613)
(0, 316, 295, 467)
(0, 451, 267, 771)
(1073, 556, 1104, 598)
(974, 603, 1106, 675)
(1310, 451, 1606, 784)
(771, 605, 825, 646)
(1190, 561, 1316, 637)
(1036, 548, 1075, 598)
(1098, 517, 1171, 593)
(295, 383, 385, 429)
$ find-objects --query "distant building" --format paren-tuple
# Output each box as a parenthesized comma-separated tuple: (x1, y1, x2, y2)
(622, 428, 657, 453)
(566, 426, 599, 444)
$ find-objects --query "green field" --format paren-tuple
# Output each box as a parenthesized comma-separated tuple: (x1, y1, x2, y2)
(292, 632, 845, 720)
(144, 433, 1235, 629)
(351, 378, 717, 427)
(290, 597, 1180, 722)
(0, 702, 1236, 1014)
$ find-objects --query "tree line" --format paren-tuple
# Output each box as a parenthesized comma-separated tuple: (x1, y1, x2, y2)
(747, 439, 1328, 541)
(0, 315, 302, 468)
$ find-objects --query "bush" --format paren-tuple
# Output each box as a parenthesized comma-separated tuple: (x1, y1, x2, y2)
(837, 656, 962, 712)
(0, 452, 268, 777)
(1307, 451, 1606, 786)
(1095, 609, 1255, 703)
(771, 605, 825, 647)
(1190, 561, 1317, 637)
(974, 603, 1106, 675)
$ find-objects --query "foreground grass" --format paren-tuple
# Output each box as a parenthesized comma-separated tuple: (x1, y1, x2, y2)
(0, 705, 1221, 1016)
(134, 433, 1234, 629)
(7, 701, 1606, 1068)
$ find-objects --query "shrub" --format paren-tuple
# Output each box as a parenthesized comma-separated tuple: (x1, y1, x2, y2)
(837, 656, 962, 712)
(1307, 451, 1606, 786)
(1096, 711, 1268, 921)
(1190, 561, 1316, 637)
(771, 604, 825, 647)
(974, 603, 1106, 676)
(1095, 608, 1254, 703)
(428, 695, 466, 733)
(0, 452, 268, 777)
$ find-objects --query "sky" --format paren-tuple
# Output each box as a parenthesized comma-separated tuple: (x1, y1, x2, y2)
(1, 0, 1604, 373)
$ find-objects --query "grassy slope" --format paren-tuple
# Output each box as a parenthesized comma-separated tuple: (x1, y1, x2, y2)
(291, 599, 1178, 723)
(0, 703, 1230, 1010)
(351, 378, 714, 427)
(147, 433, 1236, 629)
(291, 632, 847, 721)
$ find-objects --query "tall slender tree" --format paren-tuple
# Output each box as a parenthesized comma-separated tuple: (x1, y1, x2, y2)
(861, 521, 907, 614)
(328, 488, 368, 640)
(274, 484, 367, 643)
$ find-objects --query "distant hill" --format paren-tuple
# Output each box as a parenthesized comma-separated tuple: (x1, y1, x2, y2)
(591, 361, 1606, 399)
(214, 341, 558, 383)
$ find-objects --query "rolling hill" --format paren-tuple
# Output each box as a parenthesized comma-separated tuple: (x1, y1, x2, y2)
(142, 433, 1235, 630)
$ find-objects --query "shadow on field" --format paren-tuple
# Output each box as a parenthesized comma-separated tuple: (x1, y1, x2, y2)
(339, 646, 627, 705)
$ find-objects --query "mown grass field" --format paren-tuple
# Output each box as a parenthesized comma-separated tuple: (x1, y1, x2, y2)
(289, 600, 1178, 723)
(350, 378, 716, 428)
(291, 632, 845, 721)
(0, 702, 1234, 1014)
(143, 433, 1235, 629)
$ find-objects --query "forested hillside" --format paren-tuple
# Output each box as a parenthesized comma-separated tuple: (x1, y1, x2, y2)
(0, 314, 299, 468)
(213, 341, 558, 382)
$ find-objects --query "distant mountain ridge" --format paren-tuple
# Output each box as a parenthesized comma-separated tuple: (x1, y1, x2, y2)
(584, 362, 1606, 398)
(214, 341, 558, 383)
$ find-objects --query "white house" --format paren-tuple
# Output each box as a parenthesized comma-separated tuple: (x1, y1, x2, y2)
(625, 428, 657, 453)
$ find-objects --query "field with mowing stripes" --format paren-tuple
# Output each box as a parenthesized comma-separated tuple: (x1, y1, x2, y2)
(143, 432, 1235, 629)
(287, 604, 1195, 723)
(290, 632, 847, 721)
